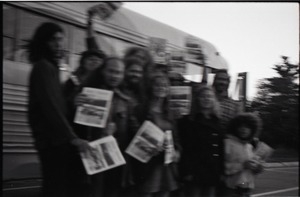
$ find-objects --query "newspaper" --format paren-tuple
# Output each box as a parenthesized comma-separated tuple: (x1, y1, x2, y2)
(185, 36, 205, 65)
(254, 141, 274, 161)
(164, 130, 175, 165)
(80, 136, 126, 175)
(148, 37, 168, 65)
(125, 121, 165, 163)
(88, 2, 123, 20)
(74, 88, 113, 128)
(169, 86, 192, 115)
(169, 50, 186, 74)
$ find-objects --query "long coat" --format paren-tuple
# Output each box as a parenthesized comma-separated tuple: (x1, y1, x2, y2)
(178, 113, 224, 186)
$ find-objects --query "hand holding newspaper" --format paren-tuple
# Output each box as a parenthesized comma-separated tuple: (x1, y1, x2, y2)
(125, 121, 165, 163)
(88, 2, 122, 20)
(74, 88, 113, 128)
(80, 136, 126, 175)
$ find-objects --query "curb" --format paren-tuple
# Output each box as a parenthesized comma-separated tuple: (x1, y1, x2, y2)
(264, 161, 299, 168)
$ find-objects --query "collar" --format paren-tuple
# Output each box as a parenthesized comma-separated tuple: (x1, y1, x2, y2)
(227, 134, 249, 144)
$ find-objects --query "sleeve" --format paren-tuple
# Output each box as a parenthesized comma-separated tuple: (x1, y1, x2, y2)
(172, 120, 182, 154)
(86, 37, 99, 51)
(177, 117, 194, 176)
(63, 78, 82, 121)
(32, 62, 78, 145)
(224, 139, 244, 175)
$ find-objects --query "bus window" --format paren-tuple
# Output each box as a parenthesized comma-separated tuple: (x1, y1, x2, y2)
(17, 9, 71, 63)
(3, 5, 16, 60)
(3, 37, 14, 61)
(71, 27, 86, 56)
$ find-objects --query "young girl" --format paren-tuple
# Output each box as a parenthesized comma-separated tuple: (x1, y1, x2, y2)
(178, 85, 224, 197)
(224, 113, 264, 197)
(134, 73, 181, 197)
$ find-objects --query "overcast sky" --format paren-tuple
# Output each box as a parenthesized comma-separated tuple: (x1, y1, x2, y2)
(123, 2, 299, 99)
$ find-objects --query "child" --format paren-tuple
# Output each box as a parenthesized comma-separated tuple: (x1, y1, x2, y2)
(223, 113, 264, 197)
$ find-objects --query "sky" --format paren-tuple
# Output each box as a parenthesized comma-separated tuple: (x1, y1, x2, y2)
(123, 2, 299, 100)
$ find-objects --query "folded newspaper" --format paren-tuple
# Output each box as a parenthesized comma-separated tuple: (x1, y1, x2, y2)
(80, 136, 126, 175)
(185, 36, 205, 65)
(164, 130, 176, 165)
(169, 86, 192, 115)
(254, 141, 274, 161)
(74, 88, 113, 128)
(88, 2, 122, 20)
(125, 121, 165, 163)
(169, 50, 186, 74)
(148, 37, 168, 65)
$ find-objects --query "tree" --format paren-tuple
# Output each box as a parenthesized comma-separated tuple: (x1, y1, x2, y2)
(250, 56, 299, 150)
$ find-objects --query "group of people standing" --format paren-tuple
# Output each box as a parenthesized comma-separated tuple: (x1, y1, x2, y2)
(28, 9, 265, 197)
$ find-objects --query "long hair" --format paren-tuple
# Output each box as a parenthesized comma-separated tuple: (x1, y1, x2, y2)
(28, 22, 64, 63)
(83, 56, 124, 88)
(122, 56, 146, 101)
(190, 84, 221, 120)
(140, 72, 172, 121)
(124, 46, 154, 71)
(73, 49, 106, 77)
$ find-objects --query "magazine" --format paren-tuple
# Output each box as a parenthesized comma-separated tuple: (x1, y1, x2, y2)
(185, 36, 205, 65)
(74, 88, 113, 128)
(125, 121, 165, 163)
(169, 50, 186, 74)
(169, 86, 192, 115)
(88, 2, 122, 20)
(80, 136, 126, 175)
(148, 37, 168, 65)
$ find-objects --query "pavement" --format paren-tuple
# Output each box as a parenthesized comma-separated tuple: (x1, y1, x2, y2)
(263, 161, 299, 168)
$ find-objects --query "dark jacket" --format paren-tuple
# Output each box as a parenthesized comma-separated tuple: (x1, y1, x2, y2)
(178, 113, 224, 186)
(28, 59, 77, 150)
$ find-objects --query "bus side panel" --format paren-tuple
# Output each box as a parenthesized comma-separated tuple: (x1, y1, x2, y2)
(3, 60, 41, 181)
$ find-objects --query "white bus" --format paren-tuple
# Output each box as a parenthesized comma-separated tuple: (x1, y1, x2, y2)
(3, 2, 228, 194)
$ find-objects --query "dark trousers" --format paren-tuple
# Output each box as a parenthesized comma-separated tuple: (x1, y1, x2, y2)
(224, 187, 252, 197)
(38, 144, 96, 197)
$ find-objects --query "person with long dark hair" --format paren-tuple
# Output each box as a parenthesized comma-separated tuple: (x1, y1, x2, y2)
(64, 10, 106, 122)
(178, 85, 224, 197)
(28, 22, 92, 197)
(70, 56, 139, 197)
(133, 73, 181, 197)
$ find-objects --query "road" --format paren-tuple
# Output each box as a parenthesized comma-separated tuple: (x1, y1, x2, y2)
(252, 166, 299, 197)
(3, 166, 299, 197)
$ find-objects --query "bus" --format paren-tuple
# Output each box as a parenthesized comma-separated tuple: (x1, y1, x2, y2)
(2, 2, 228, 195)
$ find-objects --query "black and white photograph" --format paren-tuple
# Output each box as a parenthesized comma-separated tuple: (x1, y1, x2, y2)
(2, 1, 298, 197)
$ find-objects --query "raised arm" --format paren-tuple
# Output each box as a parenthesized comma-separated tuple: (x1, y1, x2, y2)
(86, 8, 100, 50)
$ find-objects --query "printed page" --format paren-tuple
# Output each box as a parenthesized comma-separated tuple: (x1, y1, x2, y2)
(80, 136, 126, 175)
(169, 50, 186, 74)
(185, 36, 205, 65)
(125, 121, 165, 163)
(89, 2, 122, 20)
(148, 37, 168, 65)
(169, 86, 192, 115)
(74, 88, 113, 128)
